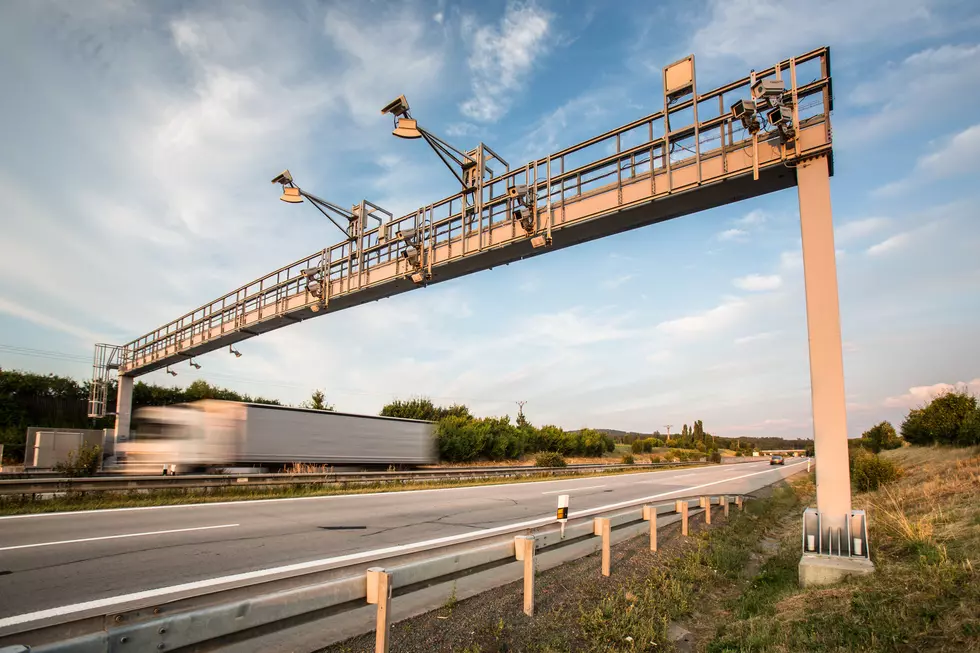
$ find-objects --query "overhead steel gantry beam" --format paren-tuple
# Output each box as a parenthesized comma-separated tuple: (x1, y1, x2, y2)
(89, 47, 833, 413)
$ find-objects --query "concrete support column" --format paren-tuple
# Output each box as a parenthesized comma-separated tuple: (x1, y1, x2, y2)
(114, 375, 134, 441)
(796, 154, 852, 543)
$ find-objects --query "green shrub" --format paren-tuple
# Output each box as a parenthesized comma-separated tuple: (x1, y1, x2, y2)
(901, 391, 977, 446)
(621, 453, 635, 465)
(631, 440, 644, 454)
(861, 421, 902, 453)
(534, 451, 567, 468)
(709, 449, 722, 464)
(734, 450, 743, 457)
(54, 443, 101, 477)
(650, 455, 662, 463)
(851, 451, 900, 492)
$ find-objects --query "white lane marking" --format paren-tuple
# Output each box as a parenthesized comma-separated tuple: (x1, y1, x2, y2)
(541, 485, 606, 495)
(0, 460, 807, 628)
(0, 463, 769, 521)
(0, 524, 240, 552)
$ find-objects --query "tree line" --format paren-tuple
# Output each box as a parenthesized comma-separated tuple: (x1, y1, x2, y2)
(0, 369, 280, 462)
(380, 397, 615, 462)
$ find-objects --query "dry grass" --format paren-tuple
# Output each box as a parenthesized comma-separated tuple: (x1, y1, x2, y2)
(709, 445, 980, 653)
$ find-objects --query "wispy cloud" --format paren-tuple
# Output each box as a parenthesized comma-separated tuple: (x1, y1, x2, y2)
(876, 123, 980, 196)
(867, 232, 911, 256)
(0, 296, 106, 342)
(835, 217, 889, 242)
(657, 298, 748, 337)
(733, 274, 782, 292)
(460, 1, 552, 122)
(734, 331, 780, 345)
(717, 228, 748, 242)
(735, 209, 768, 227)
(601, 274, 635, 290)
(691, 0, 950, 69)
(843, 44, 980, 146)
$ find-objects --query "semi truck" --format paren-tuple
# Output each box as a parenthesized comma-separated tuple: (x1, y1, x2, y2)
(117, 400, 436, 473)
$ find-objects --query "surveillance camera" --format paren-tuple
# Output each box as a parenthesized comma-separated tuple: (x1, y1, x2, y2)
(396, 227, 417, 241)
(381, 95, 411, 117)
(766, 105, 791, 127)
(730, 99, 756, 119)
(271, 169, 293, 185)
(508, 183, 528, 200)
(751, 78, 785, 100)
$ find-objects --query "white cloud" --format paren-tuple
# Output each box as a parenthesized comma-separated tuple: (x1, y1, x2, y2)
(842, 44, 980, 146)
(866, 233, 911, 256)
(916, 123, 980, 178)
(691, 0, 949, 69)
(779, 250, 802, 270)
(0, 297, 106, 342)
(601, 274, 635, 290)
(445, 122, 481, 138)
(460, 1, 552, 122)
(717, 228, 747, 242)
(733, 274, 782, 292)
(657, 298, 748, 337)
(883, 378, 980, 409)
(734, 331, 780, 345)
(735, 209, 767, 227)
(876, 123, 980, 197)
(518, 87, 622, 158)
(835, 217, 889, 242)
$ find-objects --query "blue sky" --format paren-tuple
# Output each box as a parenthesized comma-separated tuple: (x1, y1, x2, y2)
(1, 0, 979, 439)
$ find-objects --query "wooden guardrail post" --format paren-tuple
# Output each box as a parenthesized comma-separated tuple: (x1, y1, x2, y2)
(676, 500, 689, 536)
(701, 496, 712, 524)
(594, 517, 612, 576)
(642, 505, 658, 552)
(736, 495, 744, 511)
(722, 495, 729, 518)
(514, 535, 536, 616)
(366, 567, 391, 653)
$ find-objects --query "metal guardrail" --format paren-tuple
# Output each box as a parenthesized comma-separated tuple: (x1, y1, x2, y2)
(0, 489, 755, 652)
(0, 461, 722, 497)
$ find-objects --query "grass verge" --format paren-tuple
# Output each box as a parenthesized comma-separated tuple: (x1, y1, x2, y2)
(0, 462, 710, 516)
(709, 445, 980, 653)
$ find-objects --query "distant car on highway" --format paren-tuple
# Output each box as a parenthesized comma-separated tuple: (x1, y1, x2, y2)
(770, 454, 785, 465)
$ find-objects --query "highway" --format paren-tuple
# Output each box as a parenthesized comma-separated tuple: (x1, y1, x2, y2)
(0, 459, 807, 627)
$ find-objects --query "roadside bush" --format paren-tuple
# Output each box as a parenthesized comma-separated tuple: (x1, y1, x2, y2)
(861, 421, 903, 453)
(54, 443, 101, 477)
(631, 440, 644, 454)
(709, 450, 722, 464)
(650, 455, 662, 463)
(620, 453, 635, 465)
(851, 451, 901, 492)
(534, 451, 567, 468)
(734, 450, 744, 457)
(901, 391, 977, 446)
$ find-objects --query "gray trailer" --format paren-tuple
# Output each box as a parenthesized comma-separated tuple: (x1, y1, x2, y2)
(121, 400, 436, 471)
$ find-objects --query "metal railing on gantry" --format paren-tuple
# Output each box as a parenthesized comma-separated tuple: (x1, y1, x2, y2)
(89, 48, 832, 416)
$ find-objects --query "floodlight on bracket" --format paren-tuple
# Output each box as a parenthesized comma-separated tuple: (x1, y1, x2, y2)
(271, 170, 385, 242)
(381, 95, 508, 192)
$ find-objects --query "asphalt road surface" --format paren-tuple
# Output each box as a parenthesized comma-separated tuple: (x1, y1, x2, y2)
(0, 459, 807, 625)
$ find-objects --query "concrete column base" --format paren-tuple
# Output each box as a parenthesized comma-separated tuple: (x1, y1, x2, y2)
(799, 554, 874, 587)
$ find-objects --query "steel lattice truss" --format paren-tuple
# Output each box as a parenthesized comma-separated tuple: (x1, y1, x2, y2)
(89, 48, 832, 417)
